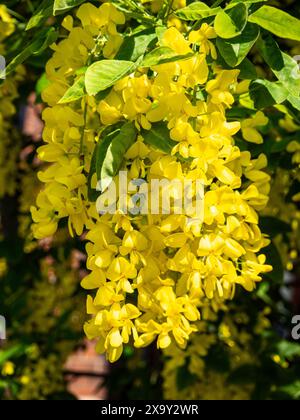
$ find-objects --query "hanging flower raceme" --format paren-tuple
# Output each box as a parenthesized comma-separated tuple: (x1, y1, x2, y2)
(31, 1, 272, 362)
(0, 6, 23, 199)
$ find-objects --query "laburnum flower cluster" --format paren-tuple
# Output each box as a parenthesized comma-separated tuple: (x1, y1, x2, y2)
(31, 2, 272, 362)
(0, 6, 24, 199)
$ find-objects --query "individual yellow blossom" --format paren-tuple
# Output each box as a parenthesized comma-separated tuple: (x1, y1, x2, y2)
(2, 361, 15, 376)
(206, 70, 240, 107)
(241, 111, 269, 144)
(189, 23, 217, 59)
(0, 5, 15, 41)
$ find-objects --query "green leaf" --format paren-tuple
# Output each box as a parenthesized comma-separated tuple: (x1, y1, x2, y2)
(115, 28, 157, 62)
(217, 23, 260, 67)
(58, 76, 86, 104)
(53, 0, 86, 15)
(88, 128, 121, 202)
(275, 341, 300, 359)
(83, 124, 124, 201)
(1, 28, 58, 78)
(278, 381, 300, 399)
(230, 0, 266, 4)
(142, 122, 177, 154)
(0, 345, 27, 366)
(256, 282, 273, 305)
(249, 6, 300, 41)
(287, 95, 300, 112)
(88, 144, 100, 202)
(237, 58, 257, 79)
(85, 60, 136, 96)
(214, 3, 248, 39)
(111, 0, 155, 25)
(249, 79, 289, 109)
(257, 33, 284, 72)
(259, 38, 300, 111)
(273, 54, 300, 97)
(175, 2, 220, 21)
(141, 47, 194, 67)
(259, 38, 300, 97)
(97, 122, 137, 192)
(26, 0, 54, 30)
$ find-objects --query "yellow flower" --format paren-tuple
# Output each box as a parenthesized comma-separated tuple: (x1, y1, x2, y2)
(31, 2, 273, 363)
(241, 111, 269, 144)
(2, 361, 15, 376)
(189, 23, 217, 59)
(0, 5, 15, 41)
(206, 70, 239, 107)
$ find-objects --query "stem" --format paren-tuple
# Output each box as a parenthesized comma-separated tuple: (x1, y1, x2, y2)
(7, 9, 26, 22)
(212, 0, 226, 7)
(192, 87, 198, 130)
(164, 0, 175, 24)
(79, 100, 87, 164)
(25, 0, 34, 13)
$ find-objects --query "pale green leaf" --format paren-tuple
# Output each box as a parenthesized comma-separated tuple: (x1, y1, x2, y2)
(249, 6, 300, 41)
(85, 60, 136, 96)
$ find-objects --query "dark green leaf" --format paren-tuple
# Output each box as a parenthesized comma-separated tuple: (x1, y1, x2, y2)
(88, 123, 123, 201)
(237, 58, 257, 79)
(250, 79, 289, 109)
(26, 0, 54, 30)
(142, 122, 177, 154)
(53, 0, 86, 15)
(97, 122, 137, 192)
(0, 345, 27, 366)
(2, 28, 58, 78)
(141, 47, 194, 67)
(116, 28, 157, 62)
(258, 33, 284, 72)
(217, 22, 260, 67)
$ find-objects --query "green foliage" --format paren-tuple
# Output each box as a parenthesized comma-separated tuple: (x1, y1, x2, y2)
(175, 2, 220, 21)
(142, 122, 177, 154)
(216, 23, 260, 66)
(58, 76, 86, 104)
(85, 60, 136, 96)
(214, 3, 248, 39)
(141, 47, 194, 67)
(249, 6, 300, 41)
(96, 122, 137, 192)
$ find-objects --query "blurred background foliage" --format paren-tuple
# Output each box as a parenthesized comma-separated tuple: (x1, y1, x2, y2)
(0, 0, 300, 400)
